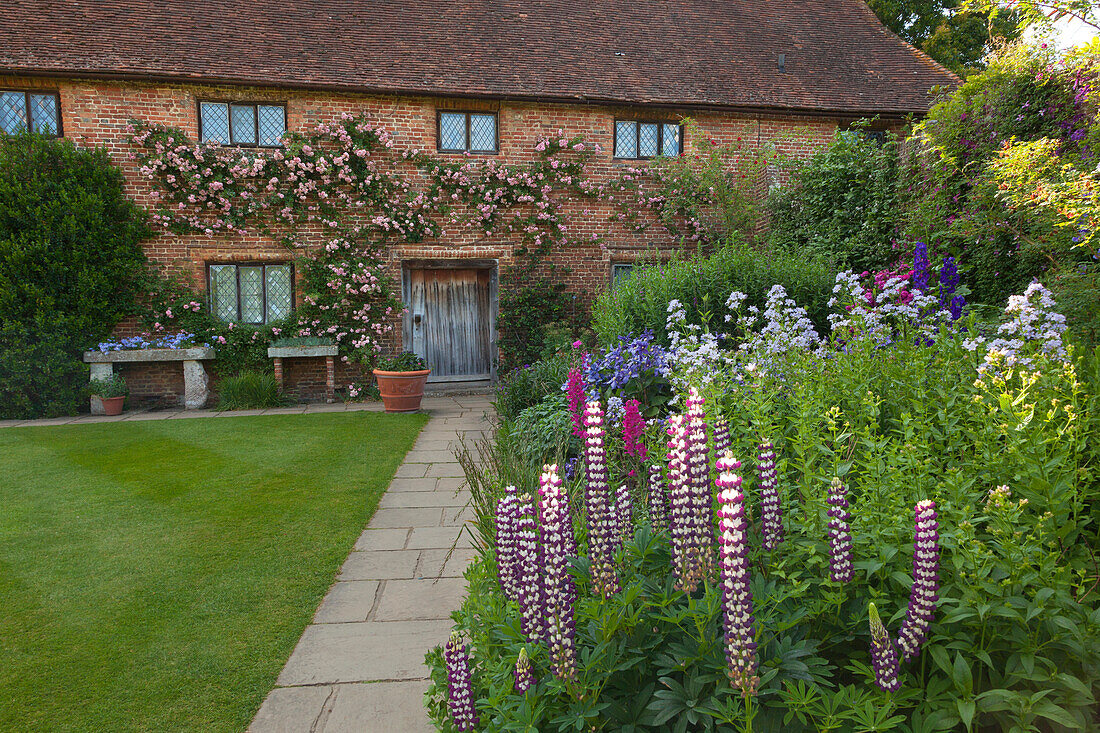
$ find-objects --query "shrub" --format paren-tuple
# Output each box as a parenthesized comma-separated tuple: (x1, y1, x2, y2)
(493, 353, 571, 421)
(1051, 262, 1100, 349)
(497, 268, 586, 373)
(216, 371, 288, 410)
(0, 329, 89, 419)
(507, 394, 576, 466)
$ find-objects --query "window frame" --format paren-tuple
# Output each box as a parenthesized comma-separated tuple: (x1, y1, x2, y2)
(0, 90, 62, 137)
(197, 100, 287, 148)
(611, 263, 637, 288)
(436, 110, 499, 154)
(612, 119, 684, 160)
(206, 262, 295, 324)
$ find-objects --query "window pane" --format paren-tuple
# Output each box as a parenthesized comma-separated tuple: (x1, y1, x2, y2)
(439, 112, 466, 150)
(239, 266, 264, 323)
(29, 94, 58, 135)
(265, 265, 292, 322)
(210, 265, 238, 321)
(257, 105, 285, 146)
(612, 264, 634, 288)
(200, 102, 230, 144)
(0, 92, 27, 134)
(661, 124, 681, 156)
(230, 104, 256, 145)
(469, 114, 496, 151)
(639, 123, 659, 157)
(614, 121, 637, 158)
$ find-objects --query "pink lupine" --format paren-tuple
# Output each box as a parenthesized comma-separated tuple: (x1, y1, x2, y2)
(495, 484, 521, 601)
(897, 500, 940, 661)
(716, 452, 758, 696)
(622, 398, 647, 461)
(538, 463, 577, 680)
(443, 632, 479, 731)
(868, 603, 902, 692)
(515, 492, 543, 643)
(756, 443, 784, 551)
(513, 647, 536, 694)
(647, 463, 668, 532)
(584, 400, 620, 598)
(566, 367, 586, 438)
(826, 477, 854, 583)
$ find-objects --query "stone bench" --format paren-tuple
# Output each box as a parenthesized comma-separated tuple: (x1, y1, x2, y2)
(267, 344, 338, 403)
(84, 347, 216, 413)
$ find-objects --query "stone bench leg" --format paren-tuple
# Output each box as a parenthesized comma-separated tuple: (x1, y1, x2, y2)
(89, 363, 114, 416)
(182, 360, 210, 410)
(325, 356, 335, 403)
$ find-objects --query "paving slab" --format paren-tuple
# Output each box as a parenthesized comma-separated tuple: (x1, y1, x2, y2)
(366, 507, 443, 529)
(393, 463, 429, 479)
(372, 577, 468, 621)
(423, 463, 466, 479)
(322, 681, 434, 733)
(442, 506, 474, 527)
(353, 528, 410, 551)
(314, 581, 381, 623)
(379, 491, 470, 509)
(338, 550, 420, 581)
(406, 526, 472, 550)
(384, 477, 441, 493)
(402, 450, 458, 464)
(248, 685, 333, 733)
(416, 548, 480, 578)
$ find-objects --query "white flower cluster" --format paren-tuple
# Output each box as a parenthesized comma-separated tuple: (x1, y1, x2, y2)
(738, 285, 823, 357)
(666, 299, 725, 386)
(827, 271, 942, 343)
(974, 281, 1068, 373)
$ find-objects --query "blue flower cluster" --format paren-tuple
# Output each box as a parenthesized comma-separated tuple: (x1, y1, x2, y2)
(97, 332, 209, 352)
(583, 331, 672, 392)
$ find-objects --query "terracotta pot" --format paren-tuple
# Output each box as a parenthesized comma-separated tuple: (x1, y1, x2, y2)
(97, 395, 126, 416)
(372, 369, 431, 412)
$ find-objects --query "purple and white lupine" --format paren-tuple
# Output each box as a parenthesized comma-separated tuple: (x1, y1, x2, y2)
(712, 417, 731, 458)
(826, 477, 854, 583)
(513, 647, 536, 694)
(584, 400, 620, 598)
(539, 463, 577, 681)
(495, 484, 521, 602)
(615, 483, 633, 547)
(666, 413, 691, 582)
(715, 451, 759, 697)
(443, 632, 479, 731)
(647, 463, 668, 532)
(897, 500, 940, 662)
(756, 442, 785, 551)
(868, 603, 902, 693)
(679, 387, 715, 593)
(515, 492, 543, 643)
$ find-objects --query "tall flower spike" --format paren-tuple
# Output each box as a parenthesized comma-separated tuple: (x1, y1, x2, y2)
(444, 632, 480, 732)
(716, 451, 758, 697)
(868, 603, 901, 693)
(681, 387, 714, 592)
(513, 647, 536, 694)
(826, 477, 854, 583)
(756, 442, 784, 551)
(713, 417, 731, 458)
(539, 463, 577, 681)
(566, 366, 586, 438)
(495, 484, 520, 601)
(515, 492, 543, 643)
(647, 463, 668, 532)
(616, 484, 633, 547)
(898, 500, 940, 661)
(622, 398, 647, 461)
(584, 400, 620, 598)
(665, 413, 691, 585)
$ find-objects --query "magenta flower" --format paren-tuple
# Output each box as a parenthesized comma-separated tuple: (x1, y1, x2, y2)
(538, 463, 577, 680)
(898, 500, 940, 661)
(443, 632, 479, 731)
(827, 477, 854, 583)
(622, 398, 647, 461)
(647, 463, 668, 532)
(495, 484, 520, 601)
(868, 603, 902, 692)
(584, 400, 620, 598)
(566, 367, 586, 438)
(513, 647, 536, 694)
(756, 443, 784, 551)
(715, 451, 758, 696)
(515, 491, 543, 643)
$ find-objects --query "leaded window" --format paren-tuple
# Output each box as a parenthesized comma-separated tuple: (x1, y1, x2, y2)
(0, 91, 60, 136)
(613, 119, 682, 159)
(199, 101, 285, 147)
(208, 263, 293, 324)
(437, 111, 498, 153)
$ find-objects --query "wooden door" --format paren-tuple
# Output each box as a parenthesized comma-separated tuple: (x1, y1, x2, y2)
(405, 266, 495, 381)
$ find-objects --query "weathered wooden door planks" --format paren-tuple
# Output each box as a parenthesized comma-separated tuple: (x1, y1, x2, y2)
(404, 265, 495, 381)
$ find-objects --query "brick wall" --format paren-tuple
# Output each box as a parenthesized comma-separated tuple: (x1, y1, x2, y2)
(116, 362, 185, 408)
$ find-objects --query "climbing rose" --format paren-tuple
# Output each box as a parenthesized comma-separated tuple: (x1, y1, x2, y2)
(584, 400, 620, 598)
(868, 602, 902, 692)
(826, 477, 853, 583)
(715, 451, 758, 696)
(538, 463, 577, 680)
(756, 442, 784, 551)
(513, 647, 536, 694)
(898, 500, 940, 661)
(443, 632, 479, 731)
(495, 484, 521, 601)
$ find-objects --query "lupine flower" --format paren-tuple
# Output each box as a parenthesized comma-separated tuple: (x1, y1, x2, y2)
(539, 463, 577, 680)
(868, 602, 901, 692)
(912, 242, 931, 293)
(898, 500, 940, 661)
(712, 417, 731, 458)
(584, 400, 620, 598)
(444, 632, 479, 731)
(647, 463, 668, 531)
(615, 483, 633, 546)
(666, 413, 690, 586)
(826, 477, 854, 583)
(495, 485, 520, 601)
(756, 442, 784, 550)
(716, 451, 758, 696)
(622, 398, 647, 462)
(515, 492, 543, 643)
(513, 647, 536, 694)
(566, 367, 586, 437)
(681, 387, 715, 592)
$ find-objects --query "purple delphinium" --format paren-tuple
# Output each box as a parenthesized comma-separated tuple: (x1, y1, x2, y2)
(682, 387, 715, 592)
(513, 647, 536, 694)
(712, 417, 731, 458)
(515, 492, 543, 643)
(615, 483, 633, 547)
(939, 256, 958, 305)
(897, 500, 940, 661)
(756, 442, 784, 551)
(647, 463, 668, 532)
(949, 294, 966, 321)
(826, 477, 854, 583)
(715, 451, 758, 697)
(443, 632, 480, 731)
(584, 400, 620, 598)
(912, 242, 931, 294)
(584, 330, 672, 392)
(539, 463, 577, 680)
(868, 603, 902, 693)
(666, 413, 691, 583)
(495, 484, 520, 601)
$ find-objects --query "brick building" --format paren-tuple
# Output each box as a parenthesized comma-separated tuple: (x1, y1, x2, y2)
(0, 0, 956, 397)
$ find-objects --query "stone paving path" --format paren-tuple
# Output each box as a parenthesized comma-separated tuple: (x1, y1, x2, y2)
(248, 393, 493, 733)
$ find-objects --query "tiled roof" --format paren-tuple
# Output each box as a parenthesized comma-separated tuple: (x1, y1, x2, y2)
(0, 0, 959, 115)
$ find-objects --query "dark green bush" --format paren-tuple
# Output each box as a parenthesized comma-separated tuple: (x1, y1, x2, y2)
(1051, 262, 1100, 349)
(0, 134, 150, 418)
(591, 241, 836, 344)
(507, 394, 576, 466)
(493, 353, 571, 421)
(216, 371, 288, 410)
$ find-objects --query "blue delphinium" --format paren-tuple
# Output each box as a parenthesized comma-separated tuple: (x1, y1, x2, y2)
(584, 330, 672, 392)
(911, 242, 931, 294)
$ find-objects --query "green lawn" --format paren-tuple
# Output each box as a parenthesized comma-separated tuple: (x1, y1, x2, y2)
(0, 411, 427, 733)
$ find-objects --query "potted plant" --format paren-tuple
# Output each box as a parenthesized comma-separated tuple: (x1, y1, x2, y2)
(89, 374, 129, 415)
(372, 352, 430, 412)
